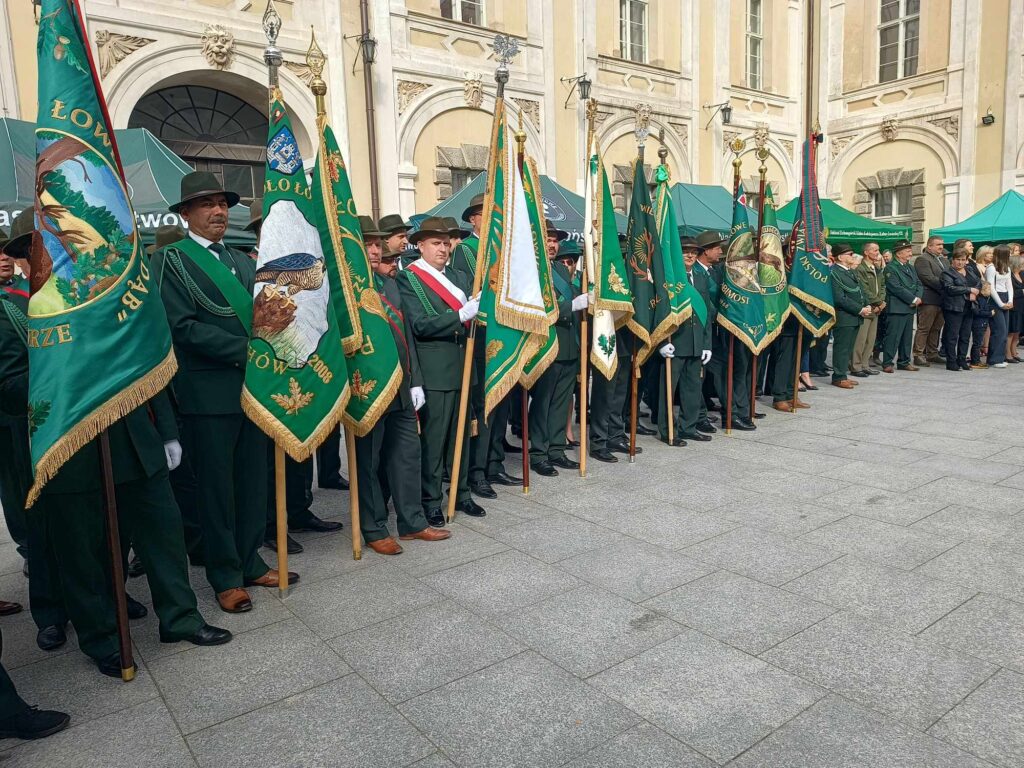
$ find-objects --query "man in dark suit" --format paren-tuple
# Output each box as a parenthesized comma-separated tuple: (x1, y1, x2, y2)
(396, 217, 486, 524)
(152, 172, 296, 614)
(830, 244, 872, 389)
(693, 231, 724, 433)
(658, 238, 713, 444)
(881, 240, 924, 373)
(913, 235, 948, 365)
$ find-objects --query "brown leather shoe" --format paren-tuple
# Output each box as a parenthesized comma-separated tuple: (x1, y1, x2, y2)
(217, 588, 252, 614)
(898, 364, 920, 371)
(882, 366, 895, 373)
(367, 537, 403, 555)
(795, 399, 811, 409)
(245, 569, 299, 588)
(0, 600, 23, 616)
(399, 528, 452, 542)
(831, 380, 856, 389)
(773, 401, 796, 413)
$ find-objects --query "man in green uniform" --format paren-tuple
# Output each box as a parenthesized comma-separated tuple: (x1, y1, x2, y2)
(449, 195, 520, 498)
(693, 231, 724, 433)
(881, 240, 923, 373)
(851, 241, 885, 376)
(152, 172, 296, 614)
(0, 626, 69, 740)
(530, 240, 587, 475)
(356, 244, 451, 554)
(657, 238, 713, 444)
(379, 213, 411, 257)
(397, 217, 485, 524)
(445, 217, 469, 252)
(830, 243, 872, 389)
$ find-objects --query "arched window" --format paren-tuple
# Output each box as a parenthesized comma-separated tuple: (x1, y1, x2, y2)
(128, 85, 267, 203)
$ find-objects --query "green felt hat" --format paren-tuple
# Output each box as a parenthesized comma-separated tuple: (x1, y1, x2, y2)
(169, 171, 240, 213)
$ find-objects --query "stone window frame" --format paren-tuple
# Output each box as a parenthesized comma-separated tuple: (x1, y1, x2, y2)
(612, 163, 653, 212)
(434, 143, 489, 202)
(853, 167, 925, 248)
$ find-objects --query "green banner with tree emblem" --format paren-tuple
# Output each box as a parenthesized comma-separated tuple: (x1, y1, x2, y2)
(655, 163, 705, 329)
(757, 186, 791, 339)
(241, 90, 350, 459)
(623, 158, 657, 360)
(311, 119, 403, 436)
(788, 136, 835, 337)
(26, 0, 177, 506)
(520, 154, 559, 388)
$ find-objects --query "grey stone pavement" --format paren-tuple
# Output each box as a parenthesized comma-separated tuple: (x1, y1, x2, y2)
(5, 364, 1024, 767)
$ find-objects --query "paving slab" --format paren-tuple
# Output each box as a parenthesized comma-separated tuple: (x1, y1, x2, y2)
(398, 651, 640, 768)
(812, 484, 946, 526)
(903, 434, 1006, 459)
(713, 498, 847, 537)
(929, 670, 1024, 768)
(917, 542, 1024, 602)
(488, 514, 621, 563)
(785, 556, 976, 633)
(493, 585, 682, 677)
(730, 694, 991, 768)
(382, 524, 509, 577)
(563, 722, 713, 768)
(797, 515, 957, 570)
(919, 594, 1024, 673)
(818, 459, 947, 494)
(590, 630, 823, 763)
(683, 526, 838, 586)
(644, 571, 835, 654)
(187, 676, 434, 768)
(912, 505, 1024, 554)
(911, 453, 1022, 484)
(330, 601, 522, 703)
(761, 612, 997, 730)
(600, 506, 739, 550)
(912, 476, 1024, 515)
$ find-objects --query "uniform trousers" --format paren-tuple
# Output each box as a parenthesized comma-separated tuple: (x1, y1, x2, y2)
(831, 323, 861, 382)
(419, 389, 471, 508)
(852, 313, 879, 371)
(315, 426, 343, 486)
(657, 356, 702, 439)
(0, 630, 28, 719)
(590, 358, 630, 450)
(712, 333, 752, 420)
(771, 332, 802, 403)
(882, 313, 915, 367)
(529, 360, 576, 464)
(0, 421, 30, 558)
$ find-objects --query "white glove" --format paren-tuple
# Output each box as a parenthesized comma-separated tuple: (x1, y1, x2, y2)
(571, 293, 589, 311)
(411, 386, 426, 411)
(660, 343, 675, 359)
(163, 440, 182, 471)
(458, 297, 480, 323)
(701, 349, 712, 365)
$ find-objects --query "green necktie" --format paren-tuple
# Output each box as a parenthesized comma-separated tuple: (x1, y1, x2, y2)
(208, 242, 234, 272)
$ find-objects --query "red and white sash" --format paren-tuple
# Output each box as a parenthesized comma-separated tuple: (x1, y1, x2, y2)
(407, 258, 468, 313)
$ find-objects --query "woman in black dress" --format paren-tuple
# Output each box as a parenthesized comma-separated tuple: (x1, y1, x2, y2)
(1009, 252, 1024, 363)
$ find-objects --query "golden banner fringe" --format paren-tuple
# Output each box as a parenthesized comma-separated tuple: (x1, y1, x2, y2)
(341, 366, 403, 437)
(715, 304, 793, 356)
(789, 285, 837, 338)
(486, 334, 545, 419)
(241, 381, 352, 463)
(519, 336, 559, 390)
(25, 352, 178, 509)
(589, 351, 617, 381)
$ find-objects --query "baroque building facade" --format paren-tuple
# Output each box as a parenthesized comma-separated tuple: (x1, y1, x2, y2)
(1, 0, 1022, 245)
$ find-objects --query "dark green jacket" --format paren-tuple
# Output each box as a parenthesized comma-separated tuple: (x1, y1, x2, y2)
(695, 260, 721, 324)
(855, 260, 886, 305)
(831, 265, 867, 328)
(0, 296, 28, 425)
(884, 259, 924, 315)
(664, 268, 712, 356)
(449, 235, 481, 285)
(376, 274, 423, 412)
(151, 239, 254, 415)
(550, 261, 581, 363)
(396, 264, 473, 391)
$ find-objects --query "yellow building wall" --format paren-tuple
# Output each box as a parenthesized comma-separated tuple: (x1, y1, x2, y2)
(342, 0, 373, 213)
(405, 0, 527, 37)
(595, 0, 680, 69)
(412, 107, 494, 212)
(736, 151, 789, 202)
(9, 3, 38, 121)
(973, 0, 1010, 208)
(552, 6, 581, 188)
(698, 0, 717, 184)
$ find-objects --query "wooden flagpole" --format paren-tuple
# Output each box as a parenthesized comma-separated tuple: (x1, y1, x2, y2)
(579, 99, 599, 478)
(344, 428, 361, 559)
(664, 359, 674, 445)
(751, 147, 769, 420)
(725, 141, 744, 435)
(98, 433, 134, 681)
(274, 446, 289, 593)
(514, 124, 531, 495)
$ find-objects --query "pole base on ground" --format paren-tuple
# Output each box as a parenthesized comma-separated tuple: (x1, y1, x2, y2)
(121, 667, 135, 683)
(278, 587, 289, 599)
(629, 456, 636, 464)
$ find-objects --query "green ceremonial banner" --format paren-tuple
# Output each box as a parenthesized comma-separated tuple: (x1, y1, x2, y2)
(788, 137, 835, 336)
(623, 158, 658, 359)
(584, 145, 633, 379)
(758, 187, 791, 338)
(312, 118, 402, 437)
(520, 155, 559, 388)
(241, 89, 350, 459)
(478, 101, 553, 416)
(655, 164, 706, 329)
(26, 0, 177, 506)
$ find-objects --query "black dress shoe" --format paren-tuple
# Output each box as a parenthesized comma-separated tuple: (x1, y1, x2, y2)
(670, 437, 688, 447)
(126, 595, 147, 620)
(753, 412, 766, 419)
(727, 418, 757, 431)
(696, 420, 717, 434)
(487, 471, 522, 486)
(636, 423, 657, 436)
(590, 449, 618, 463)
(851, 370, 870, 378)
(318, 476, 349, 490)
(264, 533, 304, 554)
(160, 623, 233, 646)
(532, 461, 559, 477)
(470, 479, 498, 499)
(36, 624, 67, 651)
(426, 508, 446, 528)
(680, 432, 712, 442)
(0, 706, 70, 740)
(610, 440, 642, 455)
(550, 456, 579, 470)
(457, 499, 486, 517)
(289, 514, 343, 533)
(127, 555, 145, 579)
(502, 438, 520, 452)
(866, 368, 881, 375)
(96, 653, 135, 679)
(566, 439, 579, 448)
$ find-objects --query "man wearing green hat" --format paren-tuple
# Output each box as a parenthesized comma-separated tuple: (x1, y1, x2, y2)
(152, 171, 295, 614)
(530, 238, 587, 475)
(830, 243, 872, 389)
(397, 216, 486, 523)
(881, 239, 923, 373)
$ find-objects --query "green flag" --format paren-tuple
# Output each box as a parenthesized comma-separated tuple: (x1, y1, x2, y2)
(26, 0, 177, 505)
(758, 186, 791, 337)
(788, 137, 836, 336)
(584, 143, 633, 379)
(311, 118, 403, 436)
(477, 101, 553, 416)
(654, 164, 706, 329)
(241, 89, 349, 459)
(520, 155, 559, 388)
(623, 158, 658, 359)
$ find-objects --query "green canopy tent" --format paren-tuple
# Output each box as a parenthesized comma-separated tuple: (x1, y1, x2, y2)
(419, 171, 627, 240)
(930, 190, 1024, 244)
(0, 117, 255, 248)
(670, 182, 793, 237)
(777, 195, 910, 251)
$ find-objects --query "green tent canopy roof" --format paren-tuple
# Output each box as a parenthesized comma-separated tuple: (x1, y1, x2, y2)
(670, 183, 792, 237)
(0, 117, 255, 247)
(777, 195, 911, 249)
(930, 190, 1024, 244)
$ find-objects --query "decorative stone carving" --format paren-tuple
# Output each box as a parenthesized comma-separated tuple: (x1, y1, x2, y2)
(722, 130, 740, 150)
(830, 135, 854, 161)
(633, 103, 652, 144)
(283, 60, 314, 86)
(94, 30, 154, 78)
(512, 98, 540, 130)
(396, 80, 430, 115)
(928, 114, 960, 140)
(881, 116, 899, 142)
(463, 74, 483, 109)
(780, 139, 794, 155)
(855, 166, 926, 246)
(753, 122, 770, 149)
(201, 24, 235, 70)
(668, 121, 689, 153)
